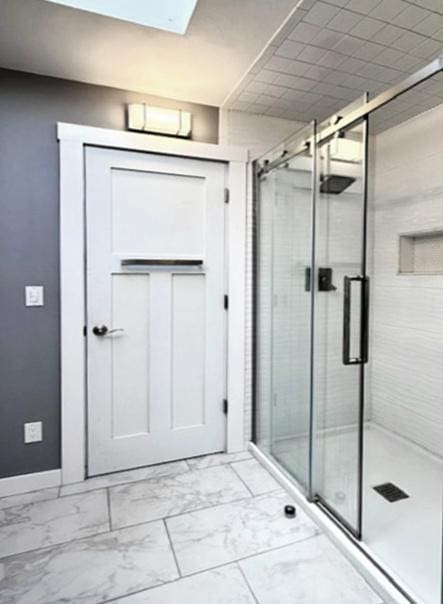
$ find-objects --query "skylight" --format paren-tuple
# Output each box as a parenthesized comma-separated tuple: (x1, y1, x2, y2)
(45, 0, 199, 34)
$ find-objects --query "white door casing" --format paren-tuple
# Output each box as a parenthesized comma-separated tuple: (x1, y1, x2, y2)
(58, 123, 247, 486)
(86, 148, 227, 475)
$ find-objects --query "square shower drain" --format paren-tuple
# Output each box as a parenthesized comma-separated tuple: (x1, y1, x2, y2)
(373, 482, 409, 502)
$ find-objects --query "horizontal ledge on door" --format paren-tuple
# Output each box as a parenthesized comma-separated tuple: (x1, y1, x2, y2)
(121, 259, 203, 267)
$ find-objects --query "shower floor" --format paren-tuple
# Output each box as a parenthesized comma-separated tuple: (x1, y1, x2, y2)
(272, 424, 442, 604)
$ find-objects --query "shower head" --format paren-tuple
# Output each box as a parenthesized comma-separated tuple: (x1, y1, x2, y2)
(320, 174, 355, 195)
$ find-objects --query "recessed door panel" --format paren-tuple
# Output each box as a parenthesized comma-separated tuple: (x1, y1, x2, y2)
(111, 168, 205, 257)
(111, 274, 150, 439)
(171, 274, 206, 430)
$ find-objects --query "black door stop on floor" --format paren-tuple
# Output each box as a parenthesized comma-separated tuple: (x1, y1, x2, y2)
(284, 504, 296, 518)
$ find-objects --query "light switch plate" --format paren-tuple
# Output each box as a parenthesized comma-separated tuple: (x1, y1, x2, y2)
(24, 422, 43, 443)
(25, 285, 44, 307)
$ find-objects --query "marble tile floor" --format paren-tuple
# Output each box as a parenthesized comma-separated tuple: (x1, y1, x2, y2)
(0, 450, 383, 604)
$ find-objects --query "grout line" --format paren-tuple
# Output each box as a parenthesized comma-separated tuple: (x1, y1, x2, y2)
(163, 518, 182, 578)
(58, 468, 186, 499)
(108, 494, 254, 532)
(229, 463, 256, 497)
(102, 535, 322, 604)
(2, 490, 297, 561)
(236, 561, 260, 604)
(0, 527, 113, 561)
(59, 457, 246, 500)
(106, 488, 112, 531)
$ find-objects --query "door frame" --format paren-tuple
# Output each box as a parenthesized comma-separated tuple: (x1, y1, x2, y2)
(58, 122, 248, 485)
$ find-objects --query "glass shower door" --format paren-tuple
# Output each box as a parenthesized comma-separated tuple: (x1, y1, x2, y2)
(312, 119, 369, 537)
(254, 124, 316, 493)
(269, 150, 315, 491)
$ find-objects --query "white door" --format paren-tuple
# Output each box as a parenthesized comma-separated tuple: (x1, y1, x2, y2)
(85, 147, 227, 476)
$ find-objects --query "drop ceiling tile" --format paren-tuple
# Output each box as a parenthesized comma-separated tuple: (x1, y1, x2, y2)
(371, 24, 405, 45)
(366, 80, 386, 94)
(239, 92, 259, 103)
(432, 28, 443, 43)
(369, 0, 409, 21)
(357, 62, 388, 79)
(336, 86, 364, 100)
(303, 2, 342, 27)
(255, 70, 278, 84)
(293, 76, 317, 91)
(245, 81, 269, 94)
(351, 16, 385, 39)
(297, 45, 328, 63)
(311, 81, 343, 98)
(230, 101, 251, 111)
(289, 22, 322, 43)
(327, 9, 363, 33)
(265, 56, 295, 73)
(339, 73, 368, 89)
(282, 88, 308, 101)
(286, 61, 313, 76)
(248, 103, 272, 114)
(373, 47, 404, 66)
(394, 5, 431, 28)
(305, 64, 330, 80)
(276, 39, 304, 59)
(392, 53, 426, 71)
(413, 13, 443, 36)
(324, 0, 349, 6)
(345, 0, 382, 15)
(352, 40, 385, 61)
(376, 66, 404, 83)
(332, 35, 363, 55)
(264, 84, 288, 97)
(339, 56, 367, 73)
(301, 91, 322, 103)
(265, 106, 288, 118)
(410, 38, 443, 59)
(416, 0, 443, 13)
(273, 73, 305, 88)
(318, 50, 348, 68)
(311, 28, 344, 49)
(323, 69, 349, 84)
(392, 31, 427, 52)
(258, 93, 282, 106)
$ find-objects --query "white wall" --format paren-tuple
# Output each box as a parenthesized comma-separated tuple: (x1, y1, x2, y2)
(219, 109, 306, 445)
(369, 103, 443, 458)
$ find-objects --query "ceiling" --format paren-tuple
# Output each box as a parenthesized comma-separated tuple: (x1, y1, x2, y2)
(2, 0, 443, 131)
(0, 0, 297, 106)
(224, 0, 443, 131)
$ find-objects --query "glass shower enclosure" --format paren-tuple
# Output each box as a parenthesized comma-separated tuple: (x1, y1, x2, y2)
(253, 58, 443, 604)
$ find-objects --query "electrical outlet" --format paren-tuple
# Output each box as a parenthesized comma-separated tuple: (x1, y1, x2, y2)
(24, 422, 43, 444)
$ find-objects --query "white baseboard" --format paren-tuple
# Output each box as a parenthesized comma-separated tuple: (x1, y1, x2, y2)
(0, 469, 61, 498)
(249, 442, 415, 604)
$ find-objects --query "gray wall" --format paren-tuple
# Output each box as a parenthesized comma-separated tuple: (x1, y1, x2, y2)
(0, 68, 219, 478)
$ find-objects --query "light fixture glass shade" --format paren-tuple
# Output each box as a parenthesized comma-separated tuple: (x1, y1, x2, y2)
(127, 104, 192, 138)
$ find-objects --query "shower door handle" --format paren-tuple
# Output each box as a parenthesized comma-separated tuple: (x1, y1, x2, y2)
(343, 275, 369, 365)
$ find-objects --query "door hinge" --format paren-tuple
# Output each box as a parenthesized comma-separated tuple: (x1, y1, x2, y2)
(83, 325, 87, 336)
(224, 188, 230, 204)
(224, 294, 229, 310)
(223, 399, 228, 414)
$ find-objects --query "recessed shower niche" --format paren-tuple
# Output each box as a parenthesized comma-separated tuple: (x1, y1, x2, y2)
(399, 230, 443, 274)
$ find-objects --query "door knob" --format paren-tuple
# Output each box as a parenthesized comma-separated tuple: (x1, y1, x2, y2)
(92, 325, 125, 336)
(92, 325, 108, 336)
